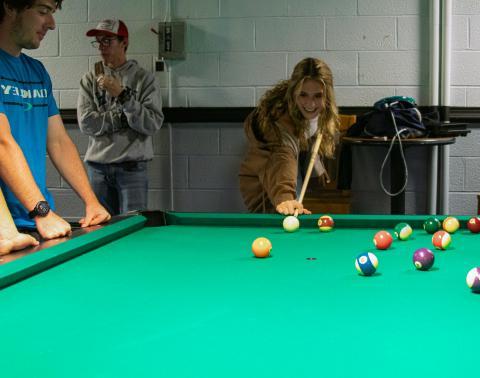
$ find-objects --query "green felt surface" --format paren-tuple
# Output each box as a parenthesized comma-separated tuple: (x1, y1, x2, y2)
(0, 213, 479, 378)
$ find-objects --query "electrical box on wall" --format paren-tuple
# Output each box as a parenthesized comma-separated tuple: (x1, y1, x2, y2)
(158, 21, 186, 60)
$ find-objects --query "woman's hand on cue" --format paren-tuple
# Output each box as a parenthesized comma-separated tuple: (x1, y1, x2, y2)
(276, 200, 311, 216)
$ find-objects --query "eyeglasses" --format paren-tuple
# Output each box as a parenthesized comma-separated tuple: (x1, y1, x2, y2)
(91, 38, 117, 48)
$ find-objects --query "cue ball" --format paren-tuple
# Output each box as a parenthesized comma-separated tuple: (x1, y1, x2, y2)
(283, 216, 299, 232)
(432, 230, 451, 250)
(373, 230, 393, 250)
(413, 248, 435, 271)
(355, 252, 378, 276)
(318, 215, 334, 232)
(467, 217, 480, 233)
(466, 267, 480, 293)
(442, 216, 460, 234)
(251, 237, 272, 258)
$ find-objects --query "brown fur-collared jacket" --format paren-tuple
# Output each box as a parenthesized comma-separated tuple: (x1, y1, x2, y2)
(239, 111, 325, 213)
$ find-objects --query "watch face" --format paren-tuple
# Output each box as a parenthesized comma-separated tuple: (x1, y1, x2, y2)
(36, 201, 50, 216)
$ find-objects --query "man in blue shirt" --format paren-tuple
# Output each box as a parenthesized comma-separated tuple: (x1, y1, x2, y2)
(0, 0, 110, 241)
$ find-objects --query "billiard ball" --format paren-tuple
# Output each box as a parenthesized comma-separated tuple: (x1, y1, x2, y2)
(355, 252, 378, 276)
(318, 215, 334, 232)
(442, 216, 460, 234)
(413, 248, 435, 271)
(394, 222, 413, 241)
(432, 230, 451, 250)
(467, 217, 480, 233)
(373, 230, 393, 250)
(283, 215, 299, 232)
(423, 217, 441, 234)
(466, 267, 480, 293)
(251, 237, 272, 258)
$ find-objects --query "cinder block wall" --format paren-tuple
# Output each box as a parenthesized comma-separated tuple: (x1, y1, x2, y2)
(35, 0, 479, 216)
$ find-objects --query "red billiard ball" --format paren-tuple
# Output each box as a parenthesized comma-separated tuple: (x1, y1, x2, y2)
(318, 215, 334, 232)
(251, 237, 272, 258)
(373, 230, 393, 250)
(467, 217, 480, 233)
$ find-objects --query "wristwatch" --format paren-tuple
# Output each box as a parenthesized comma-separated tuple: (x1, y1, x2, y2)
(28, 200, 51, 219)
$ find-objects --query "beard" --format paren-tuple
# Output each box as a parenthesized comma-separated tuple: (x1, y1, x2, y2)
(11, 15, 40, 50)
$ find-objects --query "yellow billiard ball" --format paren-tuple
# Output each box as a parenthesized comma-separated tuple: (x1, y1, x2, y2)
(443, 216, 460, 234)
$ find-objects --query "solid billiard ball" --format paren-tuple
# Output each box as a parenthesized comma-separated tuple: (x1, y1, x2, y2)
(394, 222, 413, 241)
(283, 216, 299, 232)
(355, 252, 378, 276)
(466, 267, 480, 293)
(318, 215, 334, 232)
(373, 230, 393, 250)
(442, 216, 460, 234)
(432, 230, 451, 250)
(467, 217, 480, 233)
(423, 217, 441, 234)
(413, 248, 435, 271)
(251, 237, 272, 258)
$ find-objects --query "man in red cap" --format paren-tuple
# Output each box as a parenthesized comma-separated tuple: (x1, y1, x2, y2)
(77, 19, 164, 216)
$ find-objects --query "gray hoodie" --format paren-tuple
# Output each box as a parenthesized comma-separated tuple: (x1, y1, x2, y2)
(77, 59, 164, 163)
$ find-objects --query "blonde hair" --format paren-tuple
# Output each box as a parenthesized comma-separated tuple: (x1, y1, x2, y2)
(255, 57, 339, 158)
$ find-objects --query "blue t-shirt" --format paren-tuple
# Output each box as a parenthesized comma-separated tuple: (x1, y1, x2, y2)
(0, 48, 59, 228)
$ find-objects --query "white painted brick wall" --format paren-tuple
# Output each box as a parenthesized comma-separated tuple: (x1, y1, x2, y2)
(31, 0, 439, 108)
(32, 0, 480, 109)
(30, 0, 478, 216)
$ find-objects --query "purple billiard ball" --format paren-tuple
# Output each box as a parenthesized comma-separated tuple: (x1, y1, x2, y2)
(466, 267, 480, 293)
(413, 248, 435, 271)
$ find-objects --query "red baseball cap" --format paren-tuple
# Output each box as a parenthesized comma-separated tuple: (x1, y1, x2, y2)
(86, 19, 128, 38)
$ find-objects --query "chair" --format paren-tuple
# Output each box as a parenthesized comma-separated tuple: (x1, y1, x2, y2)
(303, 114, 357, 214)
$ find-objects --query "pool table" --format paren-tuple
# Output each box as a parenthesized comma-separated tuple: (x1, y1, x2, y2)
(1, 212, 479, 378)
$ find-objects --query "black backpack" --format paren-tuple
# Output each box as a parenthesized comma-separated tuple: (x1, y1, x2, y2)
(347, 96, 427, 139)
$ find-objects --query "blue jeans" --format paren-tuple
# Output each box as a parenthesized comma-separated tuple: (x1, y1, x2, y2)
(87, 161, 148, 216)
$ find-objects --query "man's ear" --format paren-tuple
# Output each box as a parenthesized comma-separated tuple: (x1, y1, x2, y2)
(122, 37, 129, 50)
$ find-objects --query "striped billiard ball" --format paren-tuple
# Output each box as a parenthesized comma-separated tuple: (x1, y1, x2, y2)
(355, 252, 378, 276)
(394, 222, 413, 241)
(442, 216, 460, 234)
(432, 230, 451, 250)
(318, 215, 334, 232)
(466, 267, 480, 293)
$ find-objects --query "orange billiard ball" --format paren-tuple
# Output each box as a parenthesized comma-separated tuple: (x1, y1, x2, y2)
(251, 237, 272, 258)
(373, 230, 393, 250)
(432, 230, 451, 250)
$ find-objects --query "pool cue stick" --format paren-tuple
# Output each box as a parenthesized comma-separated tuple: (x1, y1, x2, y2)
(295, 131, 324, 216)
